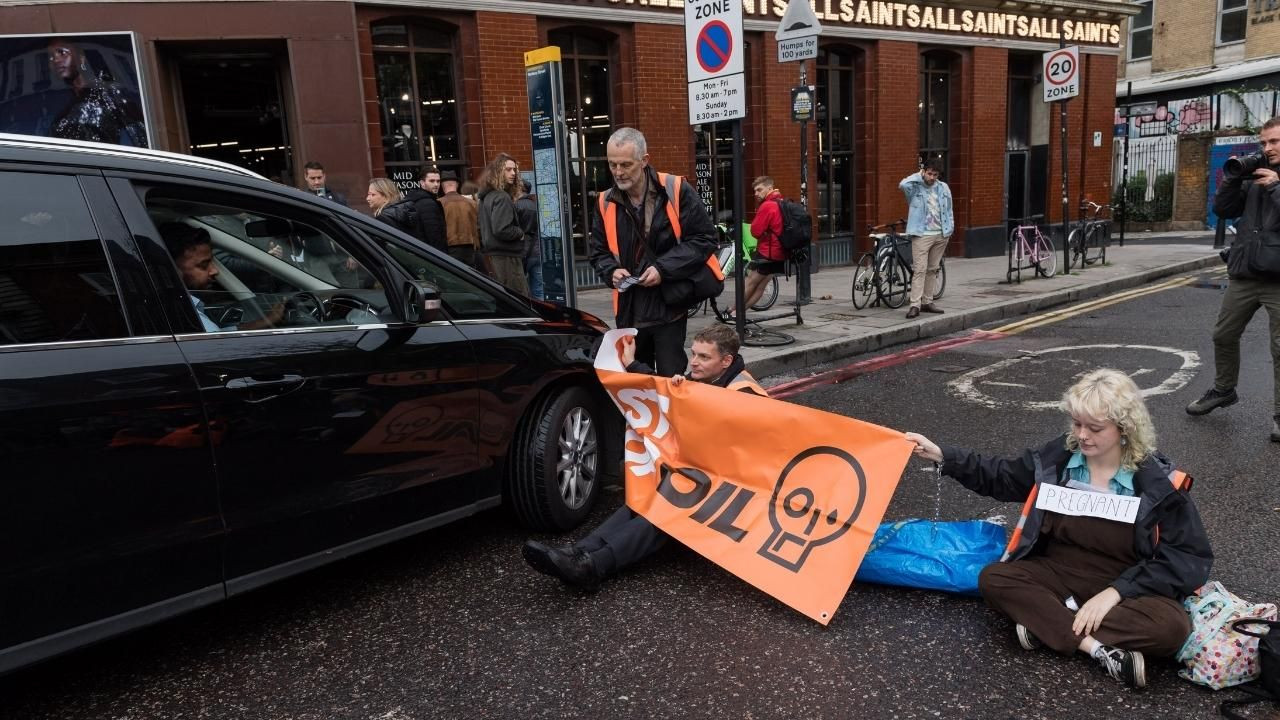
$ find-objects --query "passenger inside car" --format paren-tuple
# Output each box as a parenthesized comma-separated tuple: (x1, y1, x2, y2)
(159, 221, 284, 331)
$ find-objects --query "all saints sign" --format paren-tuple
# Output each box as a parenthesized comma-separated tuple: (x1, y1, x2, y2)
(589, 0, 1123, 46)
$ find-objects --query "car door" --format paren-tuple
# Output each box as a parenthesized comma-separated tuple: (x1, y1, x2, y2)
(107, 177, 481, 591)
(0, 169, 222, 672)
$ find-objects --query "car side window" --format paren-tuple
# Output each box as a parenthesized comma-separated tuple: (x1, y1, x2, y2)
(371, 230, 530, 321)
(0, 172, 129, 345)
(145, 194, 390, 332)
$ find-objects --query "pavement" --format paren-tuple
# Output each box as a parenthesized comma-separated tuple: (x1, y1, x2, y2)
(574, 230, 1224, 378)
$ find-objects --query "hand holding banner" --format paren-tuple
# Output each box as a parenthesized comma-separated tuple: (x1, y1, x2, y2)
(595, 329, 913, 624)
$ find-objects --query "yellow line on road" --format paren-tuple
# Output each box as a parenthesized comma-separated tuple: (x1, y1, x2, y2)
(992, 275, 1198, 336)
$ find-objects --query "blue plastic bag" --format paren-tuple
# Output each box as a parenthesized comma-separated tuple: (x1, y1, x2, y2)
(854, 519, 1006, 596)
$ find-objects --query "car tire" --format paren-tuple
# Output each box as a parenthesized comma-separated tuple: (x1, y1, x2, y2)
(508, 384, 601, 532)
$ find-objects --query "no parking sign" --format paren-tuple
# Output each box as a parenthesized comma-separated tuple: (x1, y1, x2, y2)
(686, 0, 745, 124)
(1042, 46, 1080, 103)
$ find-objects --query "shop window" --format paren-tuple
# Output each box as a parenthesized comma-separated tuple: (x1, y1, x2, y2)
(1129, 1, 1153, 60)
(694, 123, 735, 225)
(372, 21, 464, 188)
(1219, 0, 1246, 45)
(918, 52, 951, 175)
(1007, 54, 1035, 151)
(548, 28, 615, 259)
(816, 46, 855, 238)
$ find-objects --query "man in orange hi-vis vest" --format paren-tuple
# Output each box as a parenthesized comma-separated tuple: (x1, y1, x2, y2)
(586, 127, 718, 376)
(523, 324, 764, 589)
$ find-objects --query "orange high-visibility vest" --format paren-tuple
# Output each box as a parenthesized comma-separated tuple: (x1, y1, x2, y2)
(597, 172, 723, 314)
(727, 369, 768, 396)
(1001, 468, 1191, 561)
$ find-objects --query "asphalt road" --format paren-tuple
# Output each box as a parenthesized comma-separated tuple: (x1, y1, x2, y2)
(3, 267, 1278, 720)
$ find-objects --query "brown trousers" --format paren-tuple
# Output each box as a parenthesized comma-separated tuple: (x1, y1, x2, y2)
(978, 513, 1191, 657)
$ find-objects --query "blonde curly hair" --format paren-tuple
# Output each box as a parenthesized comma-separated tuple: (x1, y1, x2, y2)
(1061, 368, 1156, 471)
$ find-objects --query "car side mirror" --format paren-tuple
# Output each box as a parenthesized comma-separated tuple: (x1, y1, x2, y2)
(404, 280, 442, 323)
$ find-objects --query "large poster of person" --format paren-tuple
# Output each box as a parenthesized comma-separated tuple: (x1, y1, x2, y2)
(0, 32, 150, 148)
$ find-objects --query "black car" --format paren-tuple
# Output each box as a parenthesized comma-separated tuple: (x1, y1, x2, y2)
(0, 134, 617, 673)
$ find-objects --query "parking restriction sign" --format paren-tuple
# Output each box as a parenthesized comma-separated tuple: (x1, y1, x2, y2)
(1042, 46, 1080, 103)
(686, 0, 745, 124)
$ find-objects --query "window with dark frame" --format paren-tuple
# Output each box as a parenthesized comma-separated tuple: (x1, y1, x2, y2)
(1129, 1, 1153, 60)
(548, 29, 615, 259)
(918, 52, 951, 176)
(371, 22, 465, 189)
(1219, 0, 1246, 45)
(816, 46, 855, 239)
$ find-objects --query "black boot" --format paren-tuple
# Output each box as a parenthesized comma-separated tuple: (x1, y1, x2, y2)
(522, 540, 602, 590)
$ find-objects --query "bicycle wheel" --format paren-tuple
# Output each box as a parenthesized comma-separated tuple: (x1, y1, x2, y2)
(686, 300, 704, 319)
(851, 254, 875, 309)
(1034, 230, 1058, 278)
(879, 255, 910, 309)
(753, 275, 779, 310)
(1007, 227, 1020, 284)
(934, 259, 947, 299)
(1083, 224, 1106, 265)
(1066, 228, 1083, 269)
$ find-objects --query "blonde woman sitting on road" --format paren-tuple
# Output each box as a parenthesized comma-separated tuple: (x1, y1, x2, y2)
(905, 369, 1212, 688)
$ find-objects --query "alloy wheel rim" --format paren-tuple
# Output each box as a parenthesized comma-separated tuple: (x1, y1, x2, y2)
(556, 407, 597, 510)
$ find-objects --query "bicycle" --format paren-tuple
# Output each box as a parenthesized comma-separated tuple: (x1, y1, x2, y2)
(1067, 200, 1111, 269)
(851, 220, 947, 310)
(1006, 214, 1057, 284)
(686, 226, 779, 319)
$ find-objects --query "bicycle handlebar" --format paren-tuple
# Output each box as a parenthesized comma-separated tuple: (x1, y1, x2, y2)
(867, 218, 906, 233)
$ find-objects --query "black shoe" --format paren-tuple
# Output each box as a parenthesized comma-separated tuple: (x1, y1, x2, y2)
(906, 306, 921, 319)
(1094, 645, 1146, 688)
(1015, 624, 1042, 651)
(920, 304, 944, 314)
(522, 540, 601, 590)
(1185, 387, 1238, 416)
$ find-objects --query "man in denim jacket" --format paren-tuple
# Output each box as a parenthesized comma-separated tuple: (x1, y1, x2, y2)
(899, 160, 953, 318)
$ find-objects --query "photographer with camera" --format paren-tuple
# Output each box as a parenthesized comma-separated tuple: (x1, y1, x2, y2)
(1186, 117, 1280, 442)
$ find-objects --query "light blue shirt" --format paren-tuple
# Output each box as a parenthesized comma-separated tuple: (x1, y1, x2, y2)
(1064, 451, 1136, 497)
(190, 295, 222, 333)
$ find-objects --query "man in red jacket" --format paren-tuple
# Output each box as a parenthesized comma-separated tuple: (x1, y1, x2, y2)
(745, 176, 787, 313)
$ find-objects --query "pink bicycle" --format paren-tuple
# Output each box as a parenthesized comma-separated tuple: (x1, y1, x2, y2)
(1007, 214, 1058, 283)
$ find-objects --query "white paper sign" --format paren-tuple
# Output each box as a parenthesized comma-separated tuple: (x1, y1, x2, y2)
(1034, 483, 1140, 524)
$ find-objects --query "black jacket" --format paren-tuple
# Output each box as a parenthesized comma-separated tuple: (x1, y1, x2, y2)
(313, 188, 347, 207)
(404, 188, 446, 252)
(515, 194, 541, 259)
(940, 435, 1212, 601)
(588, 166, 717, 328)
(377, 197, 420, 239)
(1214, 165, 1280, 280)
(477, 187, 524, 258)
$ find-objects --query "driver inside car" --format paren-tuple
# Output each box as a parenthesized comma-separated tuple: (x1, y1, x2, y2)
(160, 222, 285, 332)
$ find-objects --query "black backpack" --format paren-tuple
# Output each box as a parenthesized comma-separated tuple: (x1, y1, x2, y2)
(1221, 618, 1280, 720)
(775, 198, 812, 255)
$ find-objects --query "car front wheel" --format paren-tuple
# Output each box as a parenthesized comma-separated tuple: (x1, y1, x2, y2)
(508, 385, 601, 531)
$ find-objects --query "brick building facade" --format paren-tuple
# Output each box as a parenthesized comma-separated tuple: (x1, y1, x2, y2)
(1, 0, 1132, 277)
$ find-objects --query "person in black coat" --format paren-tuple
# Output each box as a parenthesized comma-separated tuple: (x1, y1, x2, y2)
(403, 166, 447, 252)
(366, 178, 420, 239)
(587, 127, 717, 376)
(905, 368, 1212, 689)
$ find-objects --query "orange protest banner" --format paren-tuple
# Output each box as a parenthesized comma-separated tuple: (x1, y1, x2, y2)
(595, 329, 913, 624)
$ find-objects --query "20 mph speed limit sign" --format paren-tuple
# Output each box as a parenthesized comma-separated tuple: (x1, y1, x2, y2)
(1042, 46, 1080, 103)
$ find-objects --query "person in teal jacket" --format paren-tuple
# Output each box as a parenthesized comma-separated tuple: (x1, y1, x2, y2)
(899, 160, 953, 319)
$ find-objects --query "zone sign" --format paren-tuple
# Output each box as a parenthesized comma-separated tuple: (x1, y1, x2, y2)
(1042, 46, 1080, 102)
(686, 0, 744, 84)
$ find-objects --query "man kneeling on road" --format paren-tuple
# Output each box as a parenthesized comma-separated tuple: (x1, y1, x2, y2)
(522, 324, 765, 589)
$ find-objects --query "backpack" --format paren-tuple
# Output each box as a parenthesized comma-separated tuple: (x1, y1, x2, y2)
(1220, 618, 1280, 719)
(775, 198, 812, 255)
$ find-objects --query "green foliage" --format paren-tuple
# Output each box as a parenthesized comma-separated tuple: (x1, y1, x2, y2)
(1112, 170, 1174, 222)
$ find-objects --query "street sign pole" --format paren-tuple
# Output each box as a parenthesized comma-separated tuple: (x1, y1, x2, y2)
(796, 61, 812, 306)
(1120, 81, 1132, 248)
(1059, 41, 1070, 274)
(732, 117, 745, 339)
(776, 0, 822, 311)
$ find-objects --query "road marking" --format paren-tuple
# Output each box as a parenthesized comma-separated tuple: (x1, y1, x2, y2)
(766, 269, 1208, 398)
(947, 344, 1201, 410)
